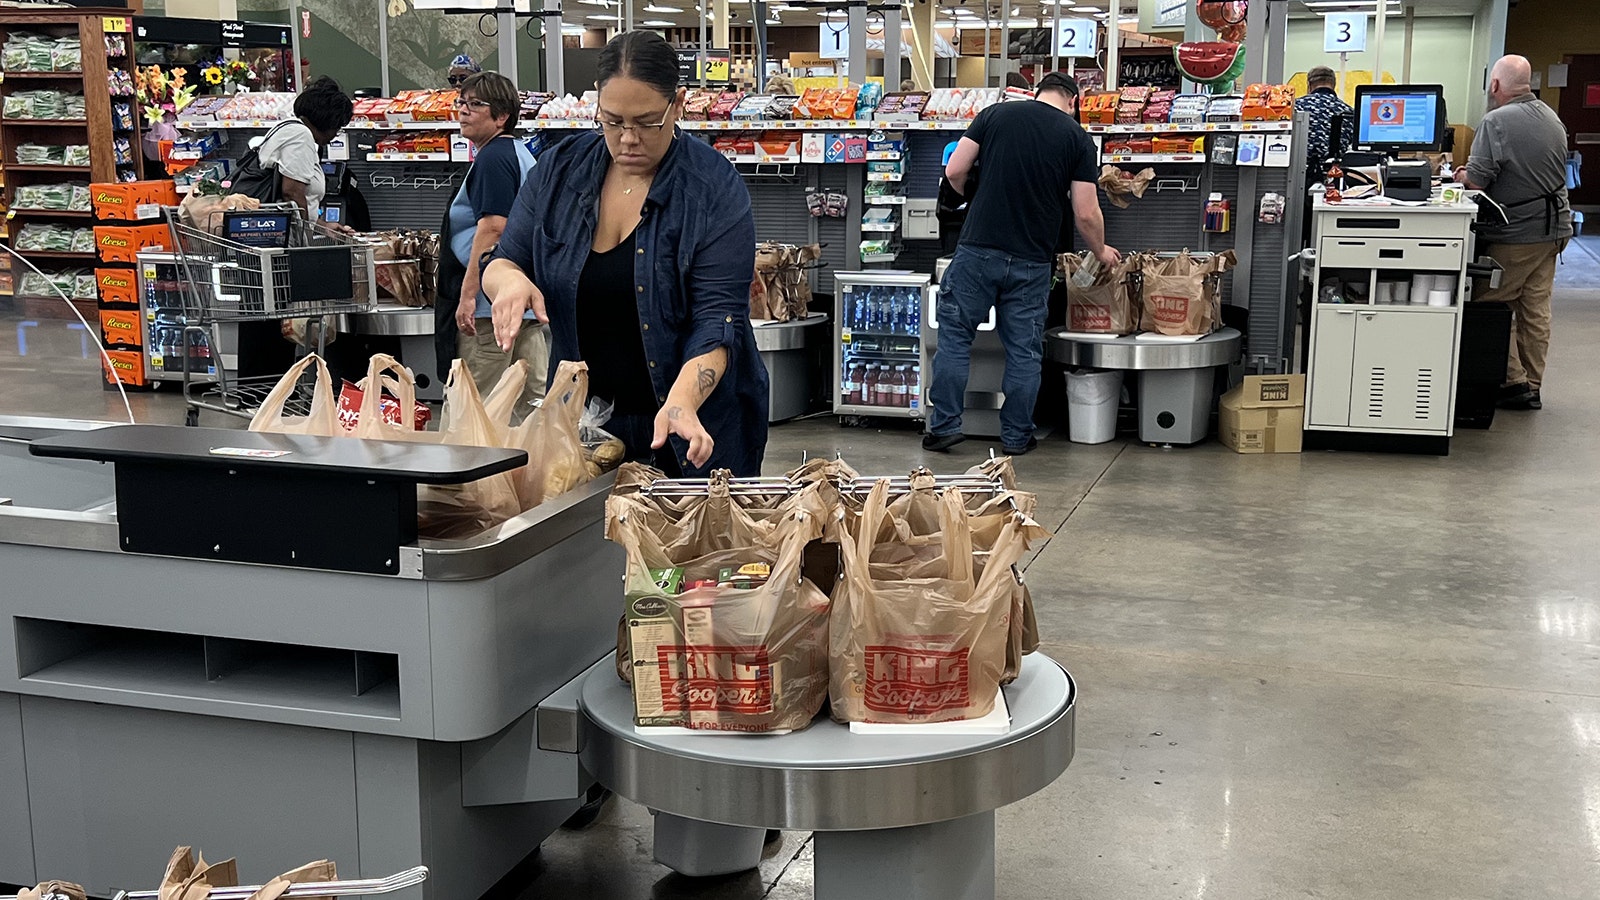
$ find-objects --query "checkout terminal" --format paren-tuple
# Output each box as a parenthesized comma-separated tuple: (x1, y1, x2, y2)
(1346, 83, 1447, 201)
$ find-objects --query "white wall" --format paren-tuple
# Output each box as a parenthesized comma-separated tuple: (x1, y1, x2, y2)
(1282, 15, 1476, 124)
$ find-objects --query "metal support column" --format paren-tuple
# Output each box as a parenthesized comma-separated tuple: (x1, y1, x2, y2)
(1050, 0, 1060, 74)
(498, 9, 517, 82)
(1373, 2, 1386, 85)
(377, 0, 390, 95)
(289, 0, 302, 91)
(847, 1, 867, 85)
(543, 0, 564, 96)
(884, 3, 901, 89)
(1265, 0, 1286, 85)
(698, 1, 707, 88)
(754, 0, 768, 90)
(999, 2, 1009, 85)
(1403, 6, 1415, 82)
(1105, 12, 1118, 90)
(1243, 0, 1265, 84)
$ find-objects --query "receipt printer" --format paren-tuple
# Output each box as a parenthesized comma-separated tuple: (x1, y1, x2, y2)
(1382, 157, 1433, 201)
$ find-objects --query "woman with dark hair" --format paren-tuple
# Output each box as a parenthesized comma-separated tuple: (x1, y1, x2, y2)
(483, 30, 768, 476)
(253, 75, 353, 218)
(438, 71, 545, 407)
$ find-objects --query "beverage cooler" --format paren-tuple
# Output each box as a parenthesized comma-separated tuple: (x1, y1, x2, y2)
(833, 271, 930, 419)
(136, 251, 224, 383)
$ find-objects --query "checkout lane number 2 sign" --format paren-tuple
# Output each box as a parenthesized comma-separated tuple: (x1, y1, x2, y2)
(1055, 18, 1096, 59)
(1323, 12, 1367, 54)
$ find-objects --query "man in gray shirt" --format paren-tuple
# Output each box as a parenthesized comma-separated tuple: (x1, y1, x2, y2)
(1455, 54, 1572, 410)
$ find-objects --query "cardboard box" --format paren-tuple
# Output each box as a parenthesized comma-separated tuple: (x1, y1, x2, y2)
(96, 267, 137, 306)
(101, 349, 146, 387)
(1219, 374, 1305, 453)
(96, 224, 170, 264)
(99, 308, 142, 349)
(90, 180, 178, 221)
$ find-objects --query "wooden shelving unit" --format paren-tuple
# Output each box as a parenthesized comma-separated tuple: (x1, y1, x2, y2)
(0, 8, 141, 280)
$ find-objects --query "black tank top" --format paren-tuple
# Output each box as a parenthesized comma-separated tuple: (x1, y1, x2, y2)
(575, 231, 656, 414)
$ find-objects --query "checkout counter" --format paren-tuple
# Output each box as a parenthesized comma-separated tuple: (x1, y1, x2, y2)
(0, 416, 1078, 900)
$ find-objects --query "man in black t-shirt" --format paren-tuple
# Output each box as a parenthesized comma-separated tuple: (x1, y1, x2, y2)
(925, 72, 1118, 455)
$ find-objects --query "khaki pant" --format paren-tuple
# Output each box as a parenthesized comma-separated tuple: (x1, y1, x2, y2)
(458, 319, 551, 415)
(1475, 239, 1565, 390)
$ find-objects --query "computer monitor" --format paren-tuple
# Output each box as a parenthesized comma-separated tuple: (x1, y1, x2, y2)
(1353, 84, 1446, 153)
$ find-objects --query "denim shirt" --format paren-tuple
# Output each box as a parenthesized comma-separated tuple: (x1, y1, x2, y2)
(491, 131, 769, 477)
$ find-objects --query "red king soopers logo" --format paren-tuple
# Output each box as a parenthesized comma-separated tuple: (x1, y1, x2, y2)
(657, 645, 775, 714)
(1151, 294, 1190, 323)
(863, 646, 970, 714)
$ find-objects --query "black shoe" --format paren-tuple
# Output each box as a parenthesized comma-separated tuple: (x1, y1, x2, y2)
(1500, 389, 1542, 410)
(1498, 382, 1533, 401)
(922, 431, 966, 452)
(1001, 436, 1039, 456)
(561, 784, 612, 830)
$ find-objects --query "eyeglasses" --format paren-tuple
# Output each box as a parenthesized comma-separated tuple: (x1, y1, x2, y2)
(594, 112, 672, 136)
(448, 73, 470, 86)
(455, 99, 492, 111)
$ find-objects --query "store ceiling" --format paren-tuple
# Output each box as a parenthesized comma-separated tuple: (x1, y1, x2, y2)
(566, 0, 1486, 36)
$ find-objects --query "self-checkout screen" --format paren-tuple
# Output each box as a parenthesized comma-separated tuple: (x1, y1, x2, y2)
(1357, 91, 1441, 149)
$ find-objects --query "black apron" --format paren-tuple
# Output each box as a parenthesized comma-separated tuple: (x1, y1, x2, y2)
(434, 203, 466, 381)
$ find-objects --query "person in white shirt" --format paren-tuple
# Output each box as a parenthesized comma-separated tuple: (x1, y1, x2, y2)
(253, 76, 353, 218)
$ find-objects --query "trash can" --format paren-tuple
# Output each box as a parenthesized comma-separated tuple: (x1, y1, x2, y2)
(1066, 369, 1123, 444)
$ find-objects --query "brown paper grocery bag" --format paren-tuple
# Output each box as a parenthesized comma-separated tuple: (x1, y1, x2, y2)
(830, 481, 1029, 723)
(1139, 250, 1237, 336)
(1097, 165, 1156, 209)
(158, 847, 238, 900)
(1061, 252, 1142, 335)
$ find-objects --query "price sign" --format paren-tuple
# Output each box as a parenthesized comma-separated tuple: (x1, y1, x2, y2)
(818, 20, 850, 60)
(702, 50, 730, 82)
(1054, 18, 1096, 58)
(101, 16, 130, 33)
(1324, 13, 1367, 53)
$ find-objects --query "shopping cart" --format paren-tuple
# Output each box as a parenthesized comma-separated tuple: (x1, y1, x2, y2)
(166, 207, 377, 426)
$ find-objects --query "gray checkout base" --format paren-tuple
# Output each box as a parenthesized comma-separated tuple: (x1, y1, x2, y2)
(1046, 326, 1243, 444)
(339, 305, 441, 401)
(0, 416, 619, 900)
(754, 313, 829, 423)
(570, 653, 1075, 900)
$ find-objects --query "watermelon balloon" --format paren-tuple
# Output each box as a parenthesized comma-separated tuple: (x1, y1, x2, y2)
(1175, 41, 1247, 88)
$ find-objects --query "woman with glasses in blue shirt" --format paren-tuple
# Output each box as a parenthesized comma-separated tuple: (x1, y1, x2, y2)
(482, 30, 768, 477)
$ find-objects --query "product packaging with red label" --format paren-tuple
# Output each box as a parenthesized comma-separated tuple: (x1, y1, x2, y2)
(336, 380, 432, 431)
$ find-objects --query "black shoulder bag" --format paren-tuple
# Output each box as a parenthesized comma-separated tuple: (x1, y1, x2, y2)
(227, 120, 304, 203)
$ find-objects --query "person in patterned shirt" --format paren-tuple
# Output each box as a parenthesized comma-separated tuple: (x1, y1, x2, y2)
(1295, 66, 1355, 185)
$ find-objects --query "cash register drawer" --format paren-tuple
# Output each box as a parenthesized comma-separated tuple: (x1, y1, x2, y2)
(1320, 237, 1466, 270)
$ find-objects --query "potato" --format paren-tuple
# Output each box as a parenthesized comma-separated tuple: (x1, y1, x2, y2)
(591, 439, 626, 469)
(585, 461, 603, 479)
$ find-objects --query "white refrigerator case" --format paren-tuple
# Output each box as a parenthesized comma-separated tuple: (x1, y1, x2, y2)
(833, 271, 931, 419)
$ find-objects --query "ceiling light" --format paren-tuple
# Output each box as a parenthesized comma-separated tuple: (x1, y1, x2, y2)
(585, 14, 620, 20)
(576, 0, 611, 6)
(560, 23, 586, 32)
(643, 4, 682, 11)
(1069, 3, 1101, 9)
(642, 18, 674, 25)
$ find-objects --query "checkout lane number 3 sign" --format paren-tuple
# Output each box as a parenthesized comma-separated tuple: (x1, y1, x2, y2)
(1323, 12, 1368, 54)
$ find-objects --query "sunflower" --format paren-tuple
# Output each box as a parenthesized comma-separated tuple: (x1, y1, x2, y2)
(202, 66, 223, 86)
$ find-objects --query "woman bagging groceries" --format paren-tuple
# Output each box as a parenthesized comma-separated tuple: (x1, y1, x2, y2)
(482, 30, 769, 477)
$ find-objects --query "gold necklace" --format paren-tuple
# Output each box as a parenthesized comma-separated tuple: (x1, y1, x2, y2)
(618, 171, 654, 195)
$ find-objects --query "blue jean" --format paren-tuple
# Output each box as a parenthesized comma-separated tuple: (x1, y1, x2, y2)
(927, 244, 1053, 449)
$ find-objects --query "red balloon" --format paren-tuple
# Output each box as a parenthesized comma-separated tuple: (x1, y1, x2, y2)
(1196, 1, 1248, 40)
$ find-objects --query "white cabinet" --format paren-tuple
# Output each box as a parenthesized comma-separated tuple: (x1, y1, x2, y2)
(1304, 200, 1476, 441)
(1310, 308, 1456, 432)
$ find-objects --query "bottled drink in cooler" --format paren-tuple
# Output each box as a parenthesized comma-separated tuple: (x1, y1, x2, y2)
(851, 291, 866, 331)
(909, 364, 922, 409)
(904, 290, 920, 336)
(877, 292, 891, 334)
(861, 364, 878, 406)
(889, 293, 904, 335)
(876, 367, 895, 406)
(849, 360, 867, 404)
(893, 365, 909, 407)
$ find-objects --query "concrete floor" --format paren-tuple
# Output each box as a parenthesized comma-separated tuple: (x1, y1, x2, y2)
(3, 237, 1599, 898)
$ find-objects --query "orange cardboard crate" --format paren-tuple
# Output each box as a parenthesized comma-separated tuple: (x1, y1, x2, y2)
(96, 224, 169, 264)
(102, 349, 147, 387)
(100, 308, 142, 349)
(91, 181, 179, 221)
(96, 267, 138, 306)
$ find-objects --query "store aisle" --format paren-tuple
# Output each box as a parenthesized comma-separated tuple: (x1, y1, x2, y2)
(1, 239, 1598, 898)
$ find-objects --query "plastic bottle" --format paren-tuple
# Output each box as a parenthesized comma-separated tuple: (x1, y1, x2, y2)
(893, 365, 909, 407)
(889, 292, 904, 335)
(878, 291, 892, 334)
(862, 364, 879, 406)
(909, 365, 922, 410)
(905, 289, 920, 336)
(842, 359, 855, 404)
(852, 291, 866, 331)
(876, 366, 894, 406)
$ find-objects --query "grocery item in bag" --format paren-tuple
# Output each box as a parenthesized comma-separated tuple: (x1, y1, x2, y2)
(247, 353, 341, 436)
(830, 480, 1030, 723)
(337, 358, 433, 432)
(608, 476, 831, 732)
(1139, 249, 1236, 336)
(507, 360, 596, 509)
(415, 359, 525, 538)
(1061, 251, 1141, 335)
